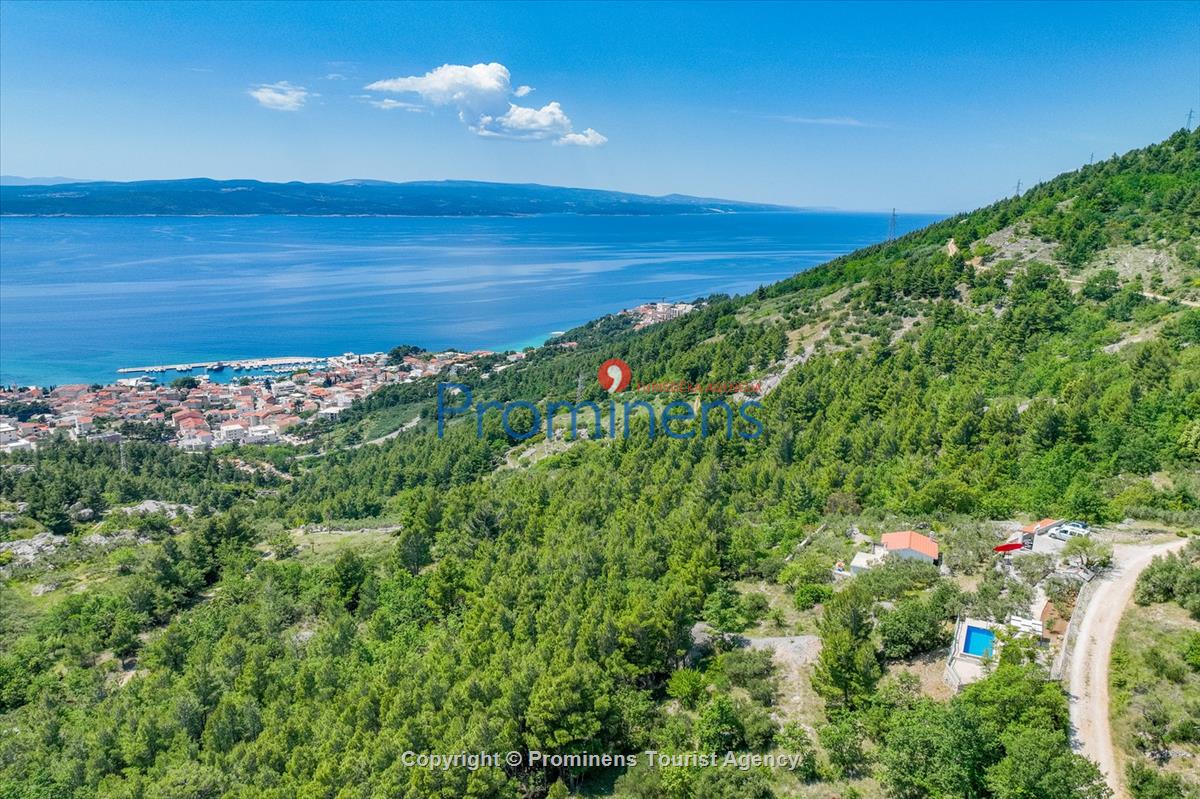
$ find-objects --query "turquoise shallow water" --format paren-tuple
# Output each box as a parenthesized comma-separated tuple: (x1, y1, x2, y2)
(0, 212, 940, 386)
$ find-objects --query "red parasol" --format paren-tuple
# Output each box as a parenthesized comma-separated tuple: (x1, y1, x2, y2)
(993, 541, 1024, 553)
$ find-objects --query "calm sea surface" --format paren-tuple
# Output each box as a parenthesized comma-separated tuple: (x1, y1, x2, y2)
(0, 212, 939, 386)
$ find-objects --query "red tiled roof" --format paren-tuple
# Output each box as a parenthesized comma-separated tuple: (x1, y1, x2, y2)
(881, 530, 940, 560)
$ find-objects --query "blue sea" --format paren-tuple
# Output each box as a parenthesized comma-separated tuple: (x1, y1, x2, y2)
(0, 213, 939, 386)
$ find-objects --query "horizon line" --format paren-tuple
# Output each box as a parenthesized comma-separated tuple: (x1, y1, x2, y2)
(0, 174, 961, 217)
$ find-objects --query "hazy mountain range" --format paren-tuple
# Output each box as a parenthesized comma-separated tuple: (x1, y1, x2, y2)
(0, 177, 797, 216)
(0, 175, 85, 186)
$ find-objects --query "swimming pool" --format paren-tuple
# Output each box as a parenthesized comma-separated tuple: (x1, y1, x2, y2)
(963, 625, 996, 657)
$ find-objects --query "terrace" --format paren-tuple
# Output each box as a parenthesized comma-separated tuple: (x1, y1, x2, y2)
(944, 617, 997, 689)
(944, 614, 1045, 690)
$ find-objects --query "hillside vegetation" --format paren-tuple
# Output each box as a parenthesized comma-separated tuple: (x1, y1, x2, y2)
(1, 130, 1198, 799)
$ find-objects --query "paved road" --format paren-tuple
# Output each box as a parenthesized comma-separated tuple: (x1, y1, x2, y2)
(1068, 538, 1187, 798)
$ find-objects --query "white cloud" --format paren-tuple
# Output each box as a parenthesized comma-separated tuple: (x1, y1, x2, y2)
(323, 73, 348, 81)
(776, 115, 870, 127)
(556, 128, 608, 148)
(479, 102, 572, 139)
(365, 62, 604, 146)
(366, 62, 512, 107)
(248, 81, 310, 111)
(367, 98, 426, 112)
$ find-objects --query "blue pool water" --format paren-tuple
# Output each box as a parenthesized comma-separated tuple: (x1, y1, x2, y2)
(0, 212, 941, 386)
(963, 625, 996, 657)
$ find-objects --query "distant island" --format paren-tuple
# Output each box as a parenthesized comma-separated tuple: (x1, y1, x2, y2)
(0, 177, 797, 216)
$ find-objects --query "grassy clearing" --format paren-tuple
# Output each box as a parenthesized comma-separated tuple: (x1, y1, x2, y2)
(773, 773, 883, 799)
(287, 525, 399, 560)
(737, 578, 820, 637)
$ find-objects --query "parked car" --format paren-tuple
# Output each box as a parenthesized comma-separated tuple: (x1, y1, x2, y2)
(1051, 520, 1091, 541)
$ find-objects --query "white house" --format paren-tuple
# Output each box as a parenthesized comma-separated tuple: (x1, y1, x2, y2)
(245, 425, 278, 444)
(178, 433, 213, 452)
(215, 423, 247, 444)
(2, 438, 36, 453)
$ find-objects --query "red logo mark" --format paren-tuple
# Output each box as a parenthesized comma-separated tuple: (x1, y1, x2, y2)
(598, 358, 632, 393)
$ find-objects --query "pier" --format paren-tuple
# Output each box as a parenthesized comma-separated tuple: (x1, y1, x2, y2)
(116, 356, 327, 375)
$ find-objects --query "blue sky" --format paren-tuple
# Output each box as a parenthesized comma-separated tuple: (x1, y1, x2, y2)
(1, 0, 1197, 211)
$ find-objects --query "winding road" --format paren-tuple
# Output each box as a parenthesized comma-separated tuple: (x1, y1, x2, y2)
(293, 415, 421, 460)
(1068, 538, 1187, 798)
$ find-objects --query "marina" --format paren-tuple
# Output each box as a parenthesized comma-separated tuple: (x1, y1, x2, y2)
(116, 356, 327, 375)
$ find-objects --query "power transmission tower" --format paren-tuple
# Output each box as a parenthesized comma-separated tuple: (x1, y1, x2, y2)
(887, 208, 896, 241)
(1014, 179, 1022, 198)
(1187, 108, 1195, 131)
(576, 372, 584, 402)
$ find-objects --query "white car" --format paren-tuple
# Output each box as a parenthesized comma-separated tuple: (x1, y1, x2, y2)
(1051, 521, 1091, 541)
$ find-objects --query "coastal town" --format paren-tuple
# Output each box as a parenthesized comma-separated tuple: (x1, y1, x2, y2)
(621, 300, 696, 329)
(0, 300, 700, 453)
(0, 349, 489, 452)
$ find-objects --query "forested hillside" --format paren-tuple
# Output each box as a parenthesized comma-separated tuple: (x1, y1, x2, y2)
(2, 130, 1198, 799)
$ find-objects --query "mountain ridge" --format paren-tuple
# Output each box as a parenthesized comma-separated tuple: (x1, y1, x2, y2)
(0, 177, 798, 216)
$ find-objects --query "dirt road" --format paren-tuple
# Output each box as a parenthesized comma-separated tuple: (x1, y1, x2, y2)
(293, 415, 420, 460)
(1062, 277, 1200, 308)
(355, 415, 421, 448)
(1068, 538, 1187, 797)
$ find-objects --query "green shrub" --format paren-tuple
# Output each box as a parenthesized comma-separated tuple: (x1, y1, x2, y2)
(718, 649, 777, 706)
(818, 715, 867, 778)
(704, 584, 749, 632)
(776, 722, 819, 781)
(736, 700, 778, 751)
(878, 598, 950, 659)
(1184, 632, 1200, 672)
(667, 668, 707, 710)
(778, 551, 834, 588)
(794, 583, 834, 610)
(1127, 761, 1200, 799)
(855, 558, 941, 600)
(696, 695, 744, 751)
(1082, 269, 1120, 301)
(739, 592, 769, 623)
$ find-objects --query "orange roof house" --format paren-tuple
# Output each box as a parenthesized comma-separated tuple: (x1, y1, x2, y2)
(881, 530, 940, 563)
(1021, 518, 1064, 535)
